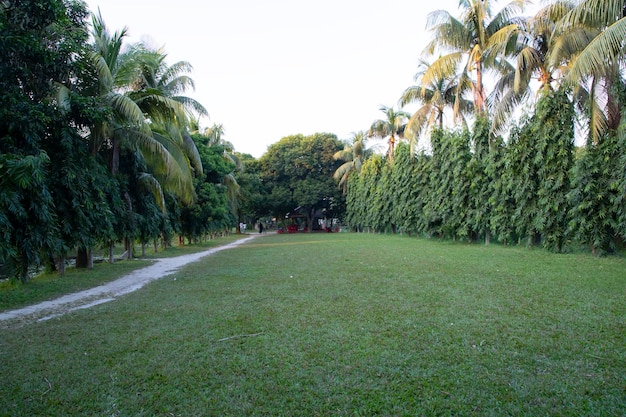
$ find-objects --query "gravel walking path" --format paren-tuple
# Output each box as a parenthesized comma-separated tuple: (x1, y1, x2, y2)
(0, 234, 262, 327)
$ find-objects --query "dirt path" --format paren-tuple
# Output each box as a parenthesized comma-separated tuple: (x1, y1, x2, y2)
(0, 234, 263, 327)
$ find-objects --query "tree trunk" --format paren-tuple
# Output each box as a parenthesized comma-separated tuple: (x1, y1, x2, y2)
(76, 247, 93, 269)
(111, 137, 120, 175)
(125, 238, 133, 260)
(56, 255, 66, 276)
(485, 229, 491, 245)
(109, 243, 114, 264)
(475, 60, 486, 114)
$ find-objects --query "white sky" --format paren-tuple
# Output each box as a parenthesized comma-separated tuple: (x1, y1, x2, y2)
(84, 0, 539, 157)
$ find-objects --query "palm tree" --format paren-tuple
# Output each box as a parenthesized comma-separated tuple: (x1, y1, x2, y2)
(202, 123, 242, 217)
(400, 59, 473, 152)
(126, 46, 208, 205)
(548, 0, 626, 142)
(422, 0, 529, 115)
(490, 1, 575, 133)
(333, 131, 369, 194)
(89, 11, 154, 175)
(369, 105, 410, 163)
(128, 45, 208, 124)
(88, 13, 208, 263)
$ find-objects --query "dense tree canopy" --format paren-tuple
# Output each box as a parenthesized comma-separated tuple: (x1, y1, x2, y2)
(0, 0, 236, 281)
(259, 133, 345, 230)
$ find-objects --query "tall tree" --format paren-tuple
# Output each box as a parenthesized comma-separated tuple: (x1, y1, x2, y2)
(89, 11, 152, 174)
(549, 0, 626, 142)
(346, 155, 385, 233)
(423, 0, 528, 115)
(233, 153, 265, 231)
(200, 124, 242, 221)
(490, 1, 574, 133)
(568, 133, 622, 255)
(423, 128, 472, 240)
(0, 0, 113, 280)
(259, 133, 344, 231)
(369, 105, 410, 163)
(400, 59, 473, 150)
(333, 131, 369, 194)
(507, 89, 575, 251)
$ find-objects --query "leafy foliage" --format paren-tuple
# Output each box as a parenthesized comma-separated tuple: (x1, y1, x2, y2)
(568, 134, 621, 255)
(259, 133, 344, 228)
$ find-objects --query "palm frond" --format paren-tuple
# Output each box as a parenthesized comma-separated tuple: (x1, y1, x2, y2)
(484, 23, 521, 62)
(488, 0, 528, 34)
(420, 53, 464, 93)
(106, 93, 151, 133)
(90, 53, 114, 94)
(514, 46, 543, 92)
(182, 133, 203, 176)
(557, 0, 624, 31)
(172, 96, 209, 117)
(333, 149, 353, 162)
(566, 17, 626, 84)
(406, 105, 433, 139)
(425, 10, 472, 53)
(159, 61, 194, 87)
(547, 27, 596, 75)
(138, 173, 166, 213)
(491, 88, 531, 135)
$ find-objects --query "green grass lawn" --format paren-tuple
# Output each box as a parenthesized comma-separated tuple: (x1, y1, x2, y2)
(1, 233, 625, 416)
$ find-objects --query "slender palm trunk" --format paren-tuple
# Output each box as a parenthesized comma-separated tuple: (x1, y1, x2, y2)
(388, 133, 396, 163)
(474, 60, 486, 114)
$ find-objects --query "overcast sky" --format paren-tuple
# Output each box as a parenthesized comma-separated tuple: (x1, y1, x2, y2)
(83, 0, 538, 157)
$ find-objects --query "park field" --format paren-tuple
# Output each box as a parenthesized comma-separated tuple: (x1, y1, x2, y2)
(1, 232, 625, 416)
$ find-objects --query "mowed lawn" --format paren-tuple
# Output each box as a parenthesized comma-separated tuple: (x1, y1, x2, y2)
(1, 233, 625, 416)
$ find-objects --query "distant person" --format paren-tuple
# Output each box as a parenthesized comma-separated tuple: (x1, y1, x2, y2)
(259, 222, 264, 234)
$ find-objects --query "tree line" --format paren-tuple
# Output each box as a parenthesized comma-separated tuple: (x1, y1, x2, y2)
(340, 0, 626, 255)
(0, 0, 348, 283)
(3, 0, 626, 282)
(0, 1, 251, 282)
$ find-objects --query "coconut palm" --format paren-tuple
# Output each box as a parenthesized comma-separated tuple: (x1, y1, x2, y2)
(202, 123, 242, 215)
(89, 11, 154, 174)
(88, 13, 209, 263)
(333, 131, 369, 194)
(369, 105, 410, 163)
(549, 0, 626, 142)
(490, 1, 576, 133)
(128, 45, 208, 125)
(400, 59, 473, 152)
(422, 0, 529, 115)
(126, 46, 208, 205)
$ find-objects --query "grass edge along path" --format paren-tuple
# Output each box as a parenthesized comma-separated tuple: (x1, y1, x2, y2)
(0, 234, 262, 325)
(1, 232, 625, 416)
